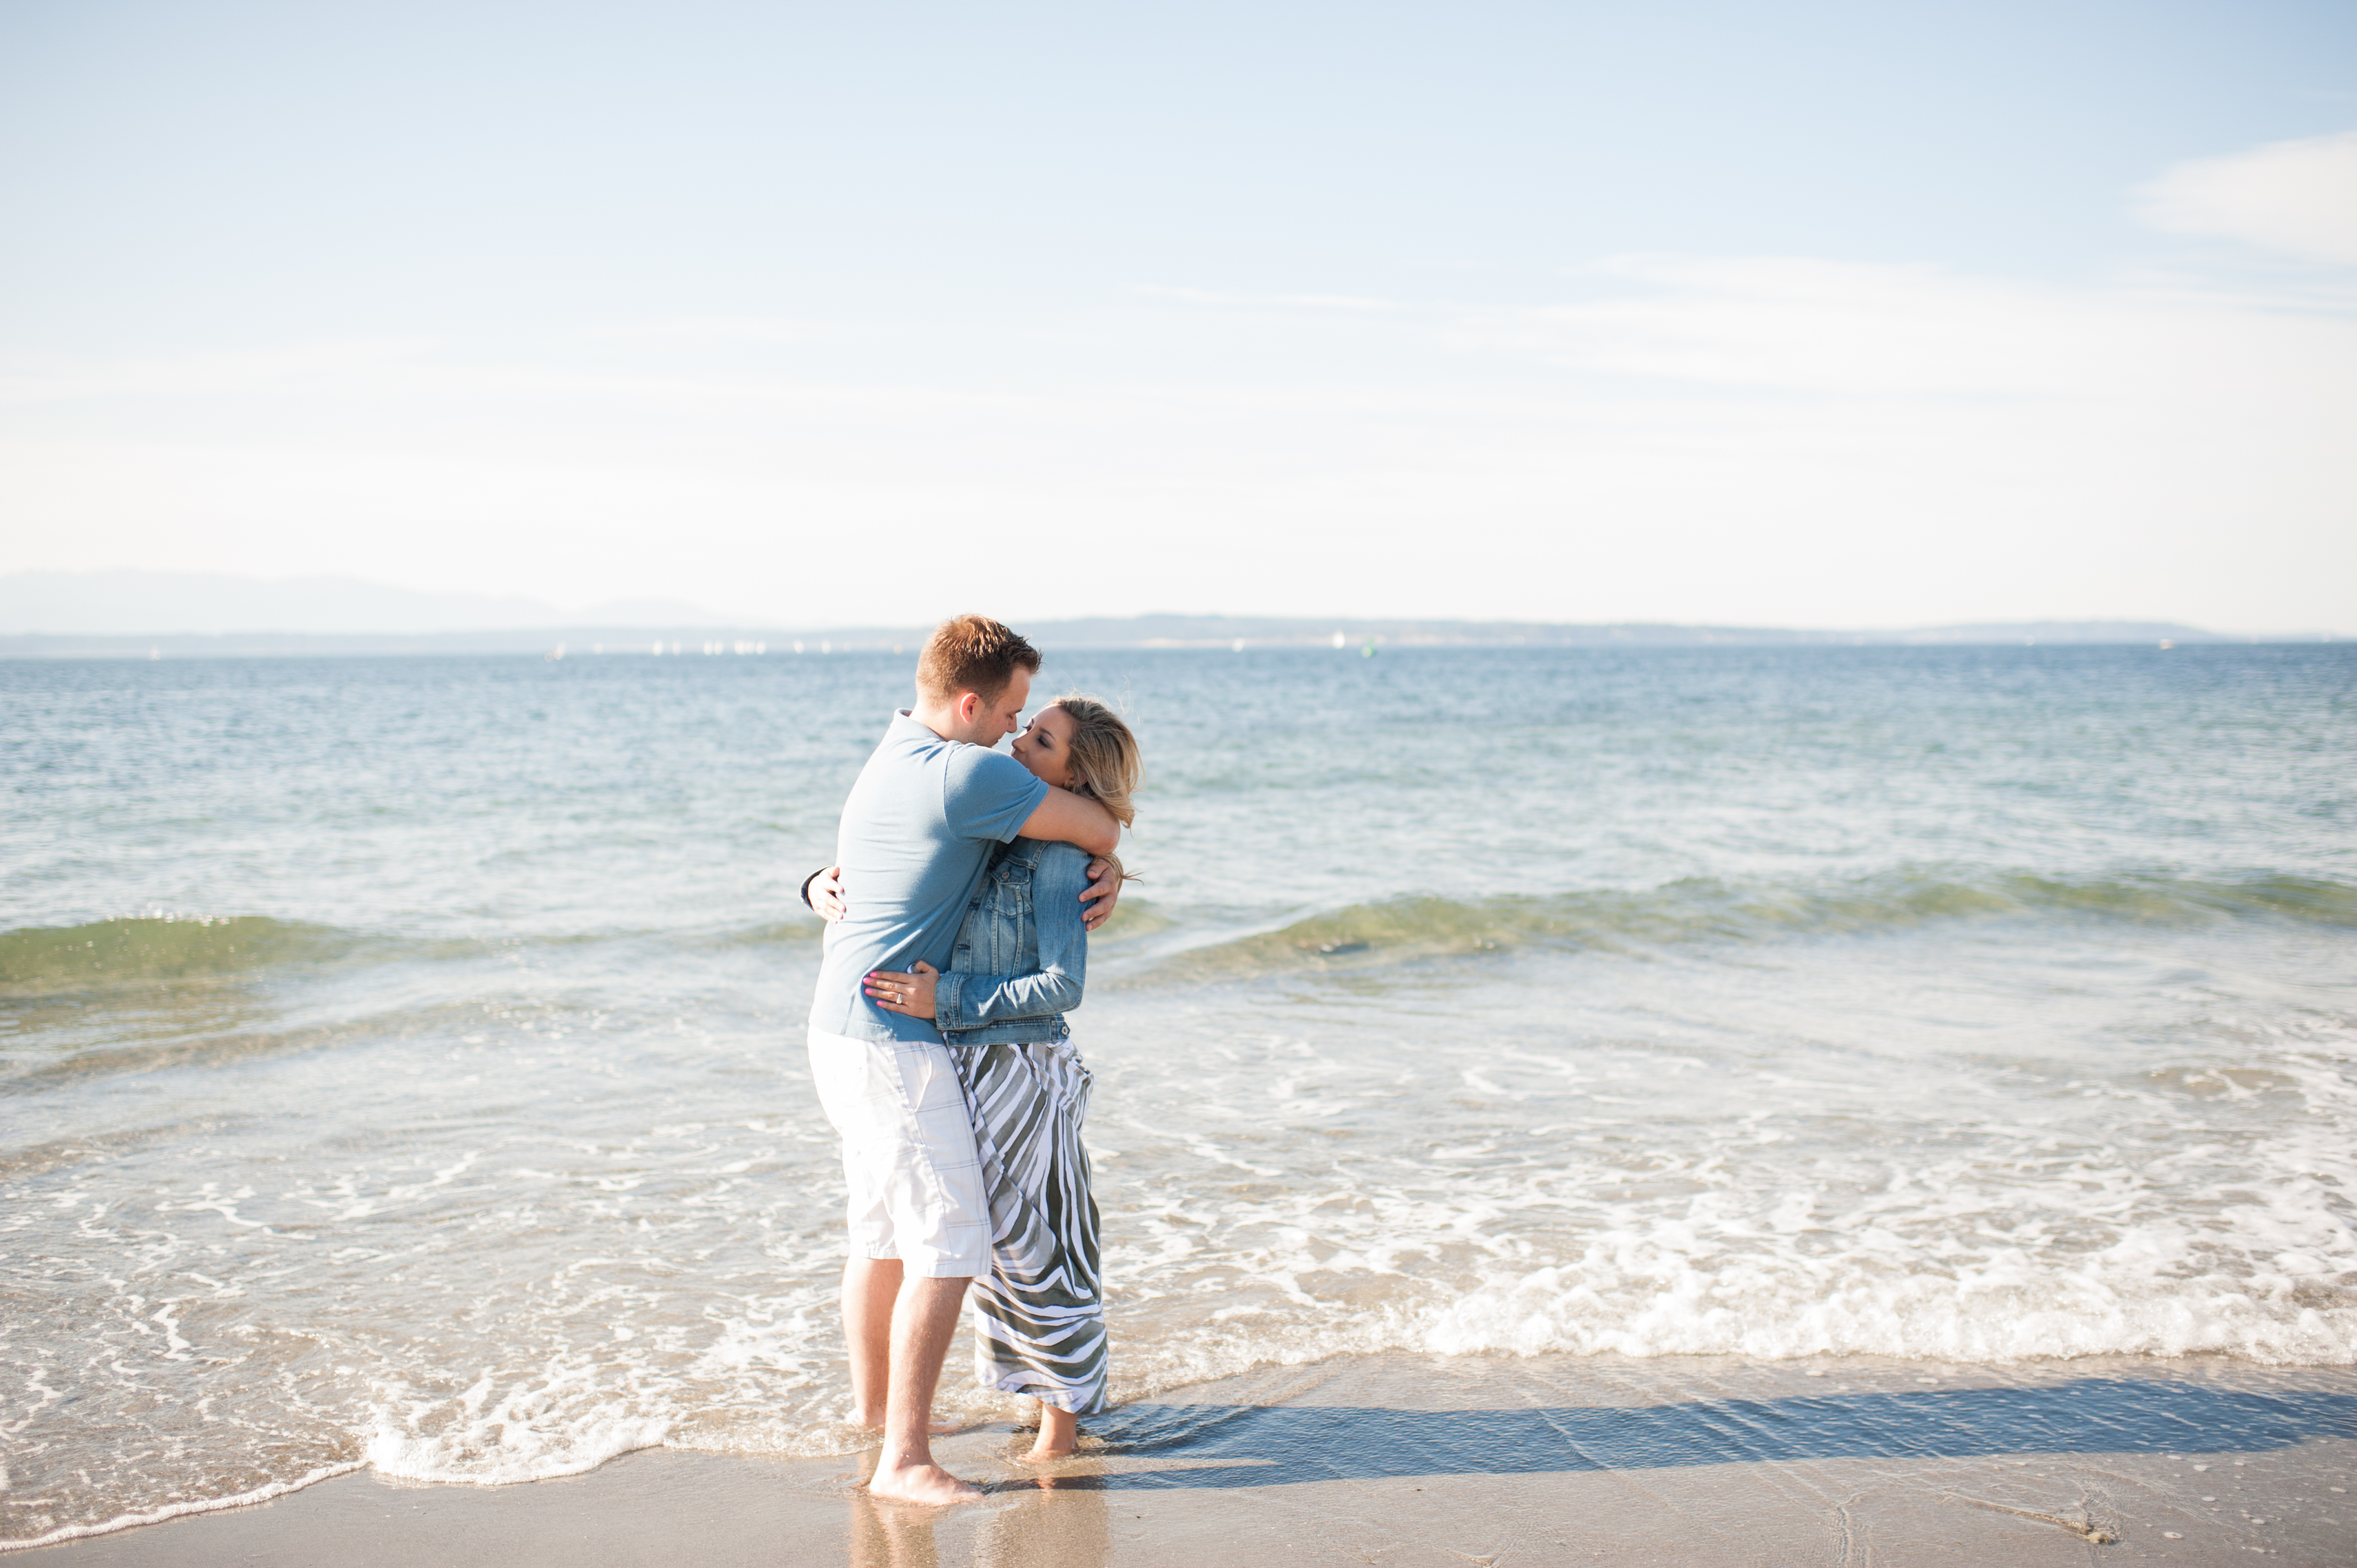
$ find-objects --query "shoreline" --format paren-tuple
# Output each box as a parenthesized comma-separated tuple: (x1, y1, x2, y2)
(23, 1349, 2356, 1565)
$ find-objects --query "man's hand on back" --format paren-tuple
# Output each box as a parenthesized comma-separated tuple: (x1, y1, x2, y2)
(806, 865, 847, 922)
(1080, 859, 1122, 931)
(819, 859, 1114, 929)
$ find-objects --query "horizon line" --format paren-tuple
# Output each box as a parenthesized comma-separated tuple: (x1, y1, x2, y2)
(1, 612, 2346, 659)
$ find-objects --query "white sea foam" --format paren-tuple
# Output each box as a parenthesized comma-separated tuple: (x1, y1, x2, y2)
(0, 1464, 366, 1555)
(364, 1415, 671, 1486)
(1418, 1231, 2357, 1365)
(1065, 951, 2357, 1398)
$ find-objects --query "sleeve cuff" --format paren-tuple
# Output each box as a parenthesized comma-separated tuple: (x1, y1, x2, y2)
(1001, 777, 1052, 841)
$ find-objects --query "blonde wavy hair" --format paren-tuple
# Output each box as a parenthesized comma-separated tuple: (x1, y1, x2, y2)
(1048, 694, 1143, 880)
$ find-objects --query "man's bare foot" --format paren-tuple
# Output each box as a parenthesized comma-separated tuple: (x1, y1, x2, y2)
(1015, 1402, 1079, 1463)
(866, 1460, 984, 1505)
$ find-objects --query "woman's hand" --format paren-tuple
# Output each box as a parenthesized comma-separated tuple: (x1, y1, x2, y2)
(1080, 859, 1122, 931)
(808, 865, 847, 922)
(864, 960, 938, 1018)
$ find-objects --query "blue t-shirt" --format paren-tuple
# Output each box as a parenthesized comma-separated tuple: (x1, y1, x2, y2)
(810, 710, 1051, 1043)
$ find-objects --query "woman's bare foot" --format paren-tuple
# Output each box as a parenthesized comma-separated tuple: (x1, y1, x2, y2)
(866, 1459, 984, 1506)
(1015, 1401, 1079, 1463)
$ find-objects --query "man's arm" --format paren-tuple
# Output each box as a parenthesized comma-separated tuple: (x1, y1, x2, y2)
(1017, 786, 1119, 857)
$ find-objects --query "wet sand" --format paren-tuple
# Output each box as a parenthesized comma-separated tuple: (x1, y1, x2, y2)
(25, 1352, 2357, 1565)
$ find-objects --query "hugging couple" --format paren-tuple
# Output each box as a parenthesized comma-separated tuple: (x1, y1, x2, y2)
(800, 614, 1141, 1505)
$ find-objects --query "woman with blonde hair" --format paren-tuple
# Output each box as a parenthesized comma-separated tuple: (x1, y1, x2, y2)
(852, 694, 1141, 1461)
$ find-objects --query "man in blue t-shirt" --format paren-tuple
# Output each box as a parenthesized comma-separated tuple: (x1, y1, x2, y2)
(805, 614, 1120, 1506)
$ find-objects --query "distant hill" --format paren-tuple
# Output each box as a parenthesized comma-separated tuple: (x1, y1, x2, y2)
(0, 573, 2338, 656)
(987, 615, 2261, 648)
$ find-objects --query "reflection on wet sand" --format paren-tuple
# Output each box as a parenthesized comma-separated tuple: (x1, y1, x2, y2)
(975, 1472, 1111, 1568)
(844, 1492, 942, 1568)
(843, 1458, 1111, 1568)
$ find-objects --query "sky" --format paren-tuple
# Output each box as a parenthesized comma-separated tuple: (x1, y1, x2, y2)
(2, 0, 2353, 632)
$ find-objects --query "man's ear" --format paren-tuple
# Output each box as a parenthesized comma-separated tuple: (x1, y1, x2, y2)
(954, 690, 981, 725)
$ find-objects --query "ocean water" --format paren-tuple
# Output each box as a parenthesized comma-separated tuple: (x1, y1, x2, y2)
(3, 643, 2353, 1548)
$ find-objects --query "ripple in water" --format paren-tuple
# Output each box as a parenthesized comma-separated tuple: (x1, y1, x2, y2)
(2, 644, 2351, 1547)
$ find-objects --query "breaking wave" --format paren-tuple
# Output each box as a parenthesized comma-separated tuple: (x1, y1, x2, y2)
(1140, 870, 2357, 981)
(0, 916, 356, 996)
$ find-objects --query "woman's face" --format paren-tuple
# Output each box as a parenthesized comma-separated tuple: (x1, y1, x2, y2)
(1010, 704, 1079, 789)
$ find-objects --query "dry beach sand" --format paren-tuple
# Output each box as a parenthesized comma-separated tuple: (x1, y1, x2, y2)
(25, 1350, 2356, 1566)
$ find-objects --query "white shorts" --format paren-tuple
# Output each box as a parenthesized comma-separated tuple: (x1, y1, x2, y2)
(806, 1027, 988, 1278)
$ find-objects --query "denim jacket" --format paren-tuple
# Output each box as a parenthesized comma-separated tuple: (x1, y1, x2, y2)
(935, 836, 1090, 1046)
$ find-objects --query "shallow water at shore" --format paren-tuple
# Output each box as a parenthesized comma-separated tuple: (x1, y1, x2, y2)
(3, 644, 2353, 1547)
(26, 1352, 2357, 1565)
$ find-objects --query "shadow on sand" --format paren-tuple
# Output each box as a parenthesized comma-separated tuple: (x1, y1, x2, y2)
(1041, 1378, 2357, 1491)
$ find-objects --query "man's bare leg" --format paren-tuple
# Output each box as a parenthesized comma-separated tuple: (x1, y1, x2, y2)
(841, 1257, 901, 1429)
(844, 1258, 963, 1436)
(1016, 1399, 1078, 1463)
(866, 1273, 983, 1505)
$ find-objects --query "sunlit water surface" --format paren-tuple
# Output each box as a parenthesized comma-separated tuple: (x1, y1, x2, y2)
(3, 645, 2352, 1546)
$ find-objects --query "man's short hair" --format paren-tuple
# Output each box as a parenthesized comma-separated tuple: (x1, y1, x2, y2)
(915, 615, 1041, 705)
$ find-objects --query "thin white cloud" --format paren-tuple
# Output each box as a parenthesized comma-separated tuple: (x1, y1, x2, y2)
(2137, 130, 2357, 266)
(1135, 285, 1404, 313)
(5, 177, 2353, 632)
(1489, 255, 2355, 406)
(1500, 257, 2091, 396)
(588, 316, 843, 347)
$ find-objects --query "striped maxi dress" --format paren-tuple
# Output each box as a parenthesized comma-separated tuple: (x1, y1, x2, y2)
(951, 1039, 1107, 1414)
